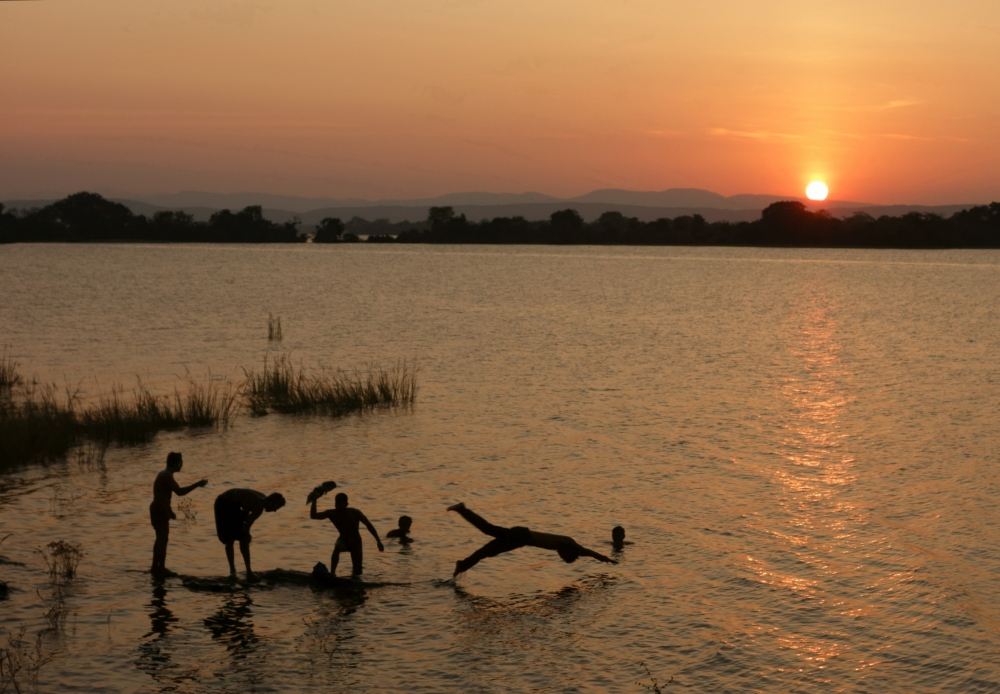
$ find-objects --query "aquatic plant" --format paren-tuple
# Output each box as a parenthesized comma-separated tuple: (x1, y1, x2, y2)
(37, 540, 83, 581)
(174, 377, 238, 429)
(0, 385, 78, 467)
(0, 625, 55, 694)
(267, 313, 283, 341)
(241, 354, 416, 416)
(0, 348, 19, 390)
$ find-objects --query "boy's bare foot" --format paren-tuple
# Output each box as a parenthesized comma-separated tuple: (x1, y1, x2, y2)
(446, 502, 466, 512)
(246, 572, 260, 583)
(453, 559, 471, 577)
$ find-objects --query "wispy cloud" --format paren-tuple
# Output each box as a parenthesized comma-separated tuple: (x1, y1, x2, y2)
(708, 128, 801, 141)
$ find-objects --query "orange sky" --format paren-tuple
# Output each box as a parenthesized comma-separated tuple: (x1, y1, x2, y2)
(2, 0, 998, 203)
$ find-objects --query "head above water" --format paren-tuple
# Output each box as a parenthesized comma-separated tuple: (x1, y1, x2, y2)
(166, 452, 183, 470)
(398, 515, 412, 530)
(334, 492, 348, 509)
(612, 526, 625, 544)
(264, 493, 286, 512)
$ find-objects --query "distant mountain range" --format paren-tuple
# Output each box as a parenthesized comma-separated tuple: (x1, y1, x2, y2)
(3, 188, 985, 228)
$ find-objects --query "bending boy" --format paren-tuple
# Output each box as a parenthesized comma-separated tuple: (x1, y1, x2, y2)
(150, 451, 207, 576)
(310, 493, 384, 576)
(214, 488, 286, 580)
(447, 502, 617, 576)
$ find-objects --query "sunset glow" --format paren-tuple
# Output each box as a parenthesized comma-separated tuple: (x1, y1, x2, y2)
(806, 181, 829, 201)
(1, 1, 998, 203)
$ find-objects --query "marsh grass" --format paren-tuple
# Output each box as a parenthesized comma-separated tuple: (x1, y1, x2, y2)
(0, 348, 19, 390)
(267, 313, 283, 341)
(0, 376, 237, 470)
(0, 385, 78, 467)
(242, 354, 416, 416)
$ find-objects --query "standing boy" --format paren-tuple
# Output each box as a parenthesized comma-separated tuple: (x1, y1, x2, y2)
(310, 492, 384, 576)
(150, 452, 208, 577)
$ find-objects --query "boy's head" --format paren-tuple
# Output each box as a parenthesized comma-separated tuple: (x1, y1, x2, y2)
(398, 515, 412, 531)
(264, 493, 286, 512)
(334, 492, 349, 509)
(612, 526, 625, 544)
(166, 452, 183, 471)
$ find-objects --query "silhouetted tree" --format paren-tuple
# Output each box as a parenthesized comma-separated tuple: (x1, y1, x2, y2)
(314, 217, 345, 243)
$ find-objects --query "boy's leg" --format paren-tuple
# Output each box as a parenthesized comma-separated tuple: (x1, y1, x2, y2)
(449, 503, 506, 538)
(455, 537, 518, 575)
(331, 546, 342, 575)
(152, 525, 168, 571)
(350, 544, 363, 575)
(225, 542, 237, 576)
(239, 537, 254, 577)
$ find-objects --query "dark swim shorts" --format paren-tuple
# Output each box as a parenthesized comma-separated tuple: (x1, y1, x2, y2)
(214, 496, 250, 544)
(149, 501, 176, 529)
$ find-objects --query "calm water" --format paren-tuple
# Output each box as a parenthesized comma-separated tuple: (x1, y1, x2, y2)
(2, 243, 1000, 692)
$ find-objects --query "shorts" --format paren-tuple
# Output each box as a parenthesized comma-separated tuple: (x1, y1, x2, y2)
(214, 496, 250, 544)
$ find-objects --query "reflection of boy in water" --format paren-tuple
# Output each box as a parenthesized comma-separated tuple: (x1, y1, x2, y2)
(310, 493, 384, 576)
(214, 488, 286, 581)
(448, 502, 617, 576)
(150, 452, 207, 576)
(386, 515, 413, 543)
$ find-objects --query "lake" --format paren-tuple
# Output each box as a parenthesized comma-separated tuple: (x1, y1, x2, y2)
(2, 243, 1000, 692)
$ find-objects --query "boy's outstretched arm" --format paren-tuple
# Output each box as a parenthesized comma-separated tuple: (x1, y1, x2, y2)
(579, 545, 618, 564)
(177, 478, 208, 496)
(359, 513, 385, 552)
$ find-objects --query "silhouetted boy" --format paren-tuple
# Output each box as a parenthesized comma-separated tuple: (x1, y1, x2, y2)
(310, 492, 384, 576)
(386, 515, 413, 543)
(214, 488, 286, 581)
(150, 451, 207, 577)
(447, 502, 617, 576)
(611, 525, 633, 550)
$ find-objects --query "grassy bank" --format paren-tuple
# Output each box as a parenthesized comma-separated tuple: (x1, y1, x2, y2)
(0, 355, 416, 471)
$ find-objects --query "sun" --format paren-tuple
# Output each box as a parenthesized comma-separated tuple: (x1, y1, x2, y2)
(806, 180, 829, 201)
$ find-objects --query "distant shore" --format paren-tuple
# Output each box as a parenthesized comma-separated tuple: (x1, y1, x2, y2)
(2, 192, 998, 248)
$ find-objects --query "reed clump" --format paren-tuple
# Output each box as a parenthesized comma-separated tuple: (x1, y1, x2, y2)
(242, 354, 416, 416)
(267, 313, 283, 341)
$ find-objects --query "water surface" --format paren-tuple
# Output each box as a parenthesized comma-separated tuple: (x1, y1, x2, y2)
(2, 243, 1000, 692)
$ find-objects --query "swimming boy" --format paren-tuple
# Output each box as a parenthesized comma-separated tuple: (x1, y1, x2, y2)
(611, 525, 633, 550)
(150, 452, 208, 576)
(213, 488, 286, 581)
(447, 502, 617, 576)
(386, 515, 413, 543)
(310, 493, 384, 576)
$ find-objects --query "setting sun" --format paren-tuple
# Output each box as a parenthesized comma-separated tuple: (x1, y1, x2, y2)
(806, 181, 829, 201)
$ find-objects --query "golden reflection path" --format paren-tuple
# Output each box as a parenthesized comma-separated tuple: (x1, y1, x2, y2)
(739, 285, 875, 675)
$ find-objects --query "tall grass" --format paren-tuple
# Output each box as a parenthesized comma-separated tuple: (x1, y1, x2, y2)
(0, 347, 20, 389)
(0, 353, 414, 470)
(0, 377, 237, 471)
(242, 354, 416, 416)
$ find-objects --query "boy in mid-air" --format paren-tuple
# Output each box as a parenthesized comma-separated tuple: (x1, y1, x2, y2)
(150, 452, 208, 577)
(311, 493, 384, 576)
(447, 502, 617, 576)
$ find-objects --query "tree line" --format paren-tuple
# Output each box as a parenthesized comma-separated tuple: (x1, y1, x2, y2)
(3, 192, 1000, 248)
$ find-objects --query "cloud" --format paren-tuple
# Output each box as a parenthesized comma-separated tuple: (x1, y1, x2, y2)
(707, 128, 801, 141)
